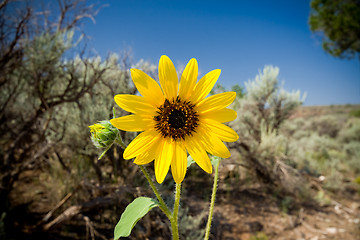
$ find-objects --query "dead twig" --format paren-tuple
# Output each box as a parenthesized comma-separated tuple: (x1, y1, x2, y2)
(42, 192, 74, 222)
(43, 196, 115, 231)
(82, 214, 107, 240)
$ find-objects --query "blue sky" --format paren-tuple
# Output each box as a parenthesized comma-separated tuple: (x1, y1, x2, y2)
(83, 0, 359, 106)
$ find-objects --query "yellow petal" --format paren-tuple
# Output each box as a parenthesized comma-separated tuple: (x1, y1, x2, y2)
(110, 114, 153, 132)
(134, 142, 160, 165)
(159, 55, 178, 100)
(185, 135, 212, 174)
(196, 92, 236, 114)
(171, 141, 187, 183)
(202, 119, 239, 142)
(201, 108, 237, 123)
(197, 125, 231, 158)
(134, 153, 154, 165)
(123, 130, 159, 159)
(130, 69, 165, 107)
(178, 58, 198, 100)
(114, 94, 156, 115)
(154, 138, 174, 183)
(188, 69, 221, 104)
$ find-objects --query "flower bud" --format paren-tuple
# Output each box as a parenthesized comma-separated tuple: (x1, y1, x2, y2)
(89, 120, 119, 149)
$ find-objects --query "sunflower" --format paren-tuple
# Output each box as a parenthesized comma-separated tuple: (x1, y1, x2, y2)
(110, 55, 239, 183)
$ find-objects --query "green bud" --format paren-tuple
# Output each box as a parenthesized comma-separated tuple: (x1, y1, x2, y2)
(89, 120, 119, 149)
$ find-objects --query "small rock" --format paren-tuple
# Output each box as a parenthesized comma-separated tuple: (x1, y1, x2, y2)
(326, 227, 337, 234)
(334, 205, 342, 214)
(226, 164, 236, 172)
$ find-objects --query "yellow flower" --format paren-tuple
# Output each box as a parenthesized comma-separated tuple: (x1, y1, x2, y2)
(110, 55, 239, 183)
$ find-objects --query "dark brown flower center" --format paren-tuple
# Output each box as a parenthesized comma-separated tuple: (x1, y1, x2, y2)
(154, 97, 199, 141)
(168, 109, 187, 129)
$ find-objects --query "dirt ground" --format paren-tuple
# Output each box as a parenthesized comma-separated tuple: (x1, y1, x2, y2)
(215, 189, 359, 240)
(184, 181, 360, 240)
(3, 164, 360, 240)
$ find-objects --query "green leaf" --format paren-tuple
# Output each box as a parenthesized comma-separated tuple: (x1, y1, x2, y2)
(114, 197, 159, 239)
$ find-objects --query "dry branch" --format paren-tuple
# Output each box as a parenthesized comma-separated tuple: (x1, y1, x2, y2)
(43, 196, 116, 231)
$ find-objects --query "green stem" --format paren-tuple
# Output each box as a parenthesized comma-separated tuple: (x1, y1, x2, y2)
(114, 132, 180, 239)
(115, 135, 127, 149)
(204, 160, 220, 240)
(171, 183, 181, 240)
(139, 166, 172, 219)
(140, 167, 181, 240)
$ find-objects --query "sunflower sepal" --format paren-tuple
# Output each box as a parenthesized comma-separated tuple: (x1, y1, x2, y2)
(210, 155, 222, 167)
(187, 154, 222, 169)
(187, 155, 195, 168)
